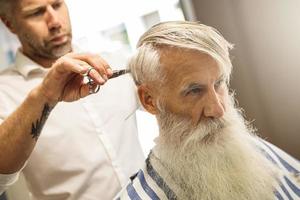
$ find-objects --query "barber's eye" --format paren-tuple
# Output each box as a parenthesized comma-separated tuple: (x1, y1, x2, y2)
(30, 10, 44, 17)
(53, 2, 62, 10)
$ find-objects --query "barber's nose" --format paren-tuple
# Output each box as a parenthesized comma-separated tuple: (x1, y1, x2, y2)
(46, 7, 61, 30)
(203, 90, 225, 119)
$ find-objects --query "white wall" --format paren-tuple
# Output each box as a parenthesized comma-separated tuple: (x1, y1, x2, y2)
(187, 0, 300, 158)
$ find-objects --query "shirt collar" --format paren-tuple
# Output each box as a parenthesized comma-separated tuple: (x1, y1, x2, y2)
(15, 49, 49, 78)
(14, 45, 81, 78)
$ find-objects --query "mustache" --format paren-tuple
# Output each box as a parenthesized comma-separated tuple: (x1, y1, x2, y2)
(158, 110, 230, 149)
(182, 117, 227, 146)
(199, 117, 226, 130)
(49, 33, 70, 40)
(199, 118, 226, 144)
(47, 28, 71, 41)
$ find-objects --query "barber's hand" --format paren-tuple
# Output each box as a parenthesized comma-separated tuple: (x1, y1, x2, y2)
(37, 53, 113, 105)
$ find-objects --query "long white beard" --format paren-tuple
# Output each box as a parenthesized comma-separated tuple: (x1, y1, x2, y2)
(153, 97, 278, 200)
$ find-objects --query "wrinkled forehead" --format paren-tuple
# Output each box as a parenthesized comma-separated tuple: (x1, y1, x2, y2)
(158, 47, 224, 80)
(17, 0, 58, 9)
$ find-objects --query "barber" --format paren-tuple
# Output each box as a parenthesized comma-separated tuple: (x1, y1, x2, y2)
(0, 0, 144, 199)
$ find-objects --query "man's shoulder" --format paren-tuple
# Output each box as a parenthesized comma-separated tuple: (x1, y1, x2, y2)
(254, 137, 300, 175)
(0, 65, 27, 91)
(0, 65, 34, 116)
(115, 156, 173, 200)
(0, 66, 19, 77)
(0, 66, 23, 91)
(115, 168, 163, 200)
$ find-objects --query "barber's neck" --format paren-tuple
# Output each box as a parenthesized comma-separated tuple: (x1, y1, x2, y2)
(21, 47, 72, 68)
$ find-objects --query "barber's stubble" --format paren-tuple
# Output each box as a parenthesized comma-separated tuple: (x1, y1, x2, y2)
(153, 95, 278, 200)
(11, 0, 73, 62)
(20, 29, 72, 60)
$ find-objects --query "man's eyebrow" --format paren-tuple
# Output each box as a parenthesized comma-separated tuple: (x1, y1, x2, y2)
(216, 74, 227, 83)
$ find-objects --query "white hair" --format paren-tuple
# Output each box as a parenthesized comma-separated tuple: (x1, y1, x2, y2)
(153, 94, 278, 200)
(128, 21, 233, 86)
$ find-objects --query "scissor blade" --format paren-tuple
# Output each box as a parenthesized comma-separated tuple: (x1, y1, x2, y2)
(109, 69, 130, 79)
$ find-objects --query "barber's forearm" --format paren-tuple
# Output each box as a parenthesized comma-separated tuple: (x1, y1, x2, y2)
(0, 86, 56, 174)
(0, 53, 112, 174)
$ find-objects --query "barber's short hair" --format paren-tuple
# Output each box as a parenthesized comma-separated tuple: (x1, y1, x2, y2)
(0, 0, 14, 17)
(128, 21, 233, 86)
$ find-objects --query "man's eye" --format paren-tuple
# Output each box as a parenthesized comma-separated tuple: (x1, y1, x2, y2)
(186, 87, 203, 96)
(214, 80, 224, 89)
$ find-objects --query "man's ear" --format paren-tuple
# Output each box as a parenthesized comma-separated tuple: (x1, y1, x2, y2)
(0, 15, 16, 34)
(137, 85, 159, 115)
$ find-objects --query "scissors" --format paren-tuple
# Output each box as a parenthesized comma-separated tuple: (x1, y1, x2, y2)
(86, 69, 130, 94)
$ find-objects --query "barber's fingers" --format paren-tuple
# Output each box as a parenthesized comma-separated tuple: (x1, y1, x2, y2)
(54, 56, 106, 85)
(79, 83, 100, 98)
(52, 53, 113, 86)
(71, 53, 113, 79)
(54, 56, 88, 75)
(85, 67, 106, 85)
(75, 60, 106, 85)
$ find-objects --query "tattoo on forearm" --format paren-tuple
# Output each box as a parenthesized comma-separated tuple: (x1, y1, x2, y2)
(31, 103, 53, 140)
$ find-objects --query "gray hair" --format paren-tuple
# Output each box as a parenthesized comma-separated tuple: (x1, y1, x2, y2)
(128, 21, 233, 86)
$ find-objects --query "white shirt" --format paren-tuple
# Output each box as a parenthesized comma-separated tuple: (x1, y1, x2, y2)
(116, 139, 300, 200)
(0, 50, 145, 200)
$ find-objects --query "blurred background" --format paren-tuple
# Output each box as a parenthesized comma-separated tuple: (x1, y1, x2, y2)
(0, 0, 299, 199)
(184, 0, 300, 160)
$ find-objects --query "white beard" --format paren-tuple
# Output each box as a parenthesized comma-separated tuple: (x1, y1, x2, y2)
(153, 96, 278, 200)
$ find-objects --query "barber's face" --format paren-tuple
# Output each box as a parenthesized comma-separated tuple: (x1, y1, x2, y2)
(157, 48, 228, 127)
(12, 0, 72, 59)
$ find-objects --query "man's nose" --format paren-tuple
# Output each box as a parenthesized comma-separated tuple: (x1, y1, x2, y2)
(46, 6, 61, 31)
(203, 90, 225, 119)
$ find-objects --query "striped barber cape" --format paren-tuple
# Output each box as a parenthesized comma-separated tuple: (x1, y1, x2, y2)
(115, 139, 300, 200)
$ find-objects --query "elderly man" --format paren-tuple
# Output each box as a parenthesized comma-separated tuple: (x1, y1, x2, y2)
(116, 21, 300, 200)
